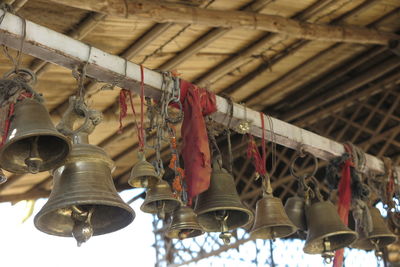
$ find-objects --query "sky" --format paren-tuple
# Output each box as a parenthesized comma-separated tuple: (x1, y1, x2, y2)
(0, 189, 384, 267)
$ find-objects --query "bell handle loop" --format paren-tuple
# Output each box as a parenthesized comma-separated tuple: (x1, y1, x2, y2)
(261, 175, 273, 196)
(289, 149, 318, 180)
(57, 96, 103, 140)
(3, 68, 37, 86)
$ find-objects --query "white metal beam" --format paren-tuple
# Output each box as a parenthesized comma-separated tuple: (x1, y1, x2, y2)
(0, 10, 398, 177)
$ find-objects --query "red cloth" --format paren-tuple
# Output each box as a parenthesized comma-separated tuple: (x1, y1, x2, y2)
(333, 144, 353, 267)
(179, 80, 217, 202)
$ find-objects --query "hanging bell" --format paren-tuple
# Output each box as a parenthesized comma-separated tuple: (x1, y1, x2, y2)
(284, 194, 307, 231)
(128, 152, 160, 188)
(34, 136, 135, 246)
(303, 200, 358, 257)
(0, 97, 70, 173)
(165, 205, 204, 240)
(140, 179, 181, 219)
(35, 97, 134, 246)
(251, 193, 297, 239)
(194, 161, 253, 232)
(351, 207, 397, 251)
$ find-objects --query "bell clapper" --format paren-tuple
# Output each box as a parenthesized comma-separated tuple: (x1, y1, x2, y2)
(215, 210, 232, 245)
(71, 205, 94, 247)
(321, 239, 334, 264)
(0, 168, 7, 184)
(371, 239, 383, 261)
(25, 136, 43, 174)
(156, 201, 166, 219)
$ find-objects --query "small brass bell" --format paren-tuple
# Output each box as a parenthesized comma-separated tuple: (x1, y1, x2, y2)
(34, 98, 134, 246)
(351, 207, 397, 251)
(140, 179, 181, 219)
(251, 193, 297, 239)
(284, 195, 307, 231)
(303, 201, 358, 257)
(0, 98, 70, 174)
(128, 152, 160, 188)
(165, 205, 204, 240)
(194, 160, 253, 232)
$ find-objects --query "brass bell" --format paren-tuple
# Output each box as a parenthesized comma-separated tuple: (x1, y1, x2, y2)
(194, 160, 253, 232)
(35, 99, 134, 246)
(34, 136, 135, 246)
(303, 201, 358, 256)
(351, 207, 397, 251)
(0, 98, 70, 173)
(128, 152, 160, 188)
(284, 195, 307, 231)
(251, 193, 297, 239)
(165, 205, 204, 240)
(140, 179, 181, 219)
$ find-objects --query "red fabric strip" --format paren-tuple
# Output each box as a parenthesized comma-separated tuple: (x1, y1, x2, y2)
(180, 80, 217, 202)
(333, 144, 353, 267)
(139, 65, 145, 151)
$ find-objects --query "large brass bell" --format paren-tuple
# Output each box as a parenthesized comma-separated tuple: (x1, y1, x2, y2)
(34, 98, 134, 246)
(351, 207, 397, 251)
(303, 201, 358, 257)
(251, 193, 297, 239)
(194, 160, 253, 232)
(165, 205, 204, 240)
(284, 194, 307, 231)
(0, 70, 70, 173)
(128, 152, 160, 188)
(141, 179, 181, 219)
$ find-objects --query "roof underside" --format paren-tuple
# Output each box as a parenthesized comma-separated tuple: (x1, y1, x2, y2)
(0, 0, 399, 205)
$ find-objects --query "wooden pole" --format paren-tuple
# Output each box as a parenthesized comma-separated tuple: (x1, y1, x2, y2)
(48, 0, 399, 45)
(0, 10, 397, 179)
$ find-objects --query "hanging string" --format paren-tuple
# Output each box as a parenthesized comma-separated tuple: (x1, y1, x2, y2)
(74, 46, 92, 102)
(1, 14, 26, 74)
(246, 112, 267, 180)
(225, 97, 234, 173)
(139, 65, 145, 152)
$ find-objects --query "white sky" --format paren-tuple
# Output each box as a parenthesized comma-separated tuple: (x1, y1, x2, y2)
(0, 189, 384, 267)
(0, 188, 156, 267)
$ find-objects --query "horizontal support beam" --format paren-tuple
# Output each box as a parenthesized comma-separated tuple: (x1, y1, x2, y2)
(0, 10, 398, 181)
(48, 0, 400, 45)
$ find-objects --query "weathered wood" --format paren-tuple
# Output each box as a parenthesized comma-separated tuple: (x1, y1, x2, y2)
(195, 0, 375, 86)
(281, 57, 400, 121)
(48, 0, 399, 45)
(0, 10, 397, 183)
(158, 0, 273, 71)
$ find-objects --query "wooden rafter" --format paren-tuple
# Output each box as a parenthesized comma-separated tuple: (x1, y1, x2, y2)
(48, 0, 399, 45)
(195, 0, 356, 87)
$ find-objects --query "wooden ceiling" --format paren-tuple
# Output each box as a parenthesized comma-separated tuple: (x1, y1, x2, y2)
(0, 0, 399, 203)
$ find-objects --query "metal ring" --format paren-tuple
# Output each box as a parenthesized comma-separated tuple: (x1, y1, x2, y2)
(3, 68, 37, 85)
(165, 99, 183, 124)
(290, 151, 318, 180)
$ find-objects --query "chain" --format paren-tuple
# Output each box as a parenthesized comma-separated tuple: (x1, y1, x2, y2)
(146, 72, 184, 177)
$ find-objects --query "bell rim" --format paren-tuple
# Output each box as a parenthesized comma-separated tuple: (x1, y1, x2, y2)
(196, 206, 254, 232)
(165, 227, 204, 239)
(351, 234, 398, 250)
(303, 230, 358, 254)
(140, 198, 181, 214)
(34, 200, 135, 237)
(0, 132, 71, 173)
(250, 224, 298, 239)
(128, 175, 160, 188)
